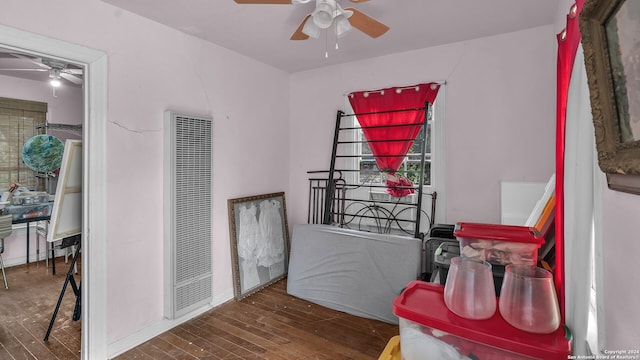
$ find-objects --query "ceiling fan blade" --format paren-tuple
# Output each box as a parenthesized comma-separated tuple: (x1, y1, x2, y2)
(63, 68, 83, 75)
(60, 72, 83, 85)
(290, 14, 311, 40)
(234, 0, 292, 4)
(11, 53, 51, 69)
(344, 7, 389, 38)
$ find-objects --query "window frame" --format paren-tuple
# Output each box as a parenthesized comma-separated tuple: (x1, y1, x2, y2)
(587, 165, 606, 355)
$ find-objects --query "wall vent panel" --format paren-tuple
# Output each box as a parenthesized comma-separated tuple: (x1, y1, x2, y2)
(164, 110, 213, 319)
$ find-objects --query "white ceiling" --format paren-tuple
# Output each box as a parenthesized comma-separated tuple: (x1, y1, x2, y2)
(99, 0, 560, 73)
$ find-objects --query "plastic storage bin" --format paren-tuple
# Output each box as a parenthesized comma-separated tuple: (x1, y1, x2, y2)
(393, 280, 571, 360)
(378, 335, 401, 360)
(454, 222, 544, 265)
(6, 203, 53, 221)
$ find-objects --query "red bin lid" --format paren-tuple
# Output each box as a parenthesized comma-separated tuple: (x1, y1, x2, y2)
(393, 281, 571, 359)
(454, 222, 544, 245)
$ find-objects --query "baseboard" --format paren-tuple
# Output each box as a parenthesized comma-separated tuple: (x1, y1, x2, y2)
(107, 287, 234, 359)
(2, 251, 73, 268)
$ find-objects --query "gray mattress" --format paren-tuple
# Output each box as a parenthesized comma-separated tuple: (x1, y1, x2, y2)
(286, 224, 422, 324)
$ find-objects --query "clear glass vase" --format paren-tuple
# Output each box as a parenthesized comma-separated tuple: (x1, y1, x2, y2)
(444, 257, 497, 320)
(499, 265, 560, 334)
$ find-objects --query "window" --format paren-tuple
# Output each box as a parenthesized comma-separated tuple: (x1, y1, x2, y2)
(355, 103, 434, 187)
(0, 97, 47, 192)
(341, 85, 445, 229)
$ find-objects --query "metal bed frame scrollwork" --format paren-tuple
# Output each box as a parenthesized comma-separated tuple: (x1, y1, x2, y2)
(307, 103, 437, 239)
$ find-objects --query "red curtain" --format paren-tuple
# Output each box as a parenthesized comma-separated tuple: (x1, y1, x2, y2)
(348, 83, 441, 174)
(556, 0, 584, 323)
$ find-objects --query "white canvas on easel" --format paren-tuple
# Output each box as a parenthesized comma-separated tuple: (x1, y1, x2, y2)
(48, 140, 82, 243)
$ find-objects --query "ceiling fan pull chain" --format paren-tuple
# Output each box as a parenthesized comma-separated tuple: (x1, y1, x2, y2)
(334, 9, 339, 50)
(325, 29, 329, 58)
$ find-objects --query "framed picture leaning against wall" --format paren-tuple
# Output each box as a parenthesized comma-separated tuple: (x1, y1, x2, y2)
(227, 192, 290, 300)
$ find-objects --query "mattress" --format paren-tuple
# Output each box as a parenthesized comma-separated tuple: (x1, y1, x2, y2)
(287, 224, 422, 324)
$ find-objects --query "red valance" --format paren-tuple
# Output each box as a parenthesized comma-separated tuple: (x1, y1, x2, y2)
(348, 83, 441, 174)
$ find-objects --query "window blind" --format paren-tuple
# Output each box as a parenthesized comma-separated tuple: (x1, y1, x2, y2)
(0, 97, 47, 191)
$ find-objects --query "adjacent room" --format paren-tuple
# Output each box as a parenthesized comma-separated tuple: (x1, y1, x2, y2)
(0, 0, 638, 359)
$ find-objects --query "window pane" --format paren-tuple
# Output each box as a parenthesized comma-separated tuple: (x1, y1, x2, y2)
(356, 113, 433, 186)
(358, 130, 381, 183)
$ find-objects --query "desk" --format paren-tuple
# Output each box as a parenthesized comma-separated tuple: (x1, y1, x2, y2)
(12, 215, 50, 264)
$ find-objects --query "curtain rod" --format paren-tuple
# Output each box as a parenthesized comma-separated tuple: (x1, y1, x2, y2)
(344, 80, 446, 97)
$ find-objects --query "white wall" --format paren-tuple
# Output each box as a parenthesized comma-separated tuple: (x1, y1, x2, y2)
(288, 25, 557, 228)
(0, 74, 83, 126)
(554, 0, 640, 350)
(602, 190, 640, 348)
(0, 0, 290, 347)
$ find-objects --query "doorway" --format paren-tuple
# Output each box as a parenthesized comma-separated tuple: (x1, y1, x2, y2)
(0, 24, 108, 359)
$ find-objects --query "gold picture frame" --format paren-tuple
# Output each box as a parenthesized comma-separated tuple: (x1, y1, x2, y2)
(227, 192, 290, 300)
(580, 0, 640, 194)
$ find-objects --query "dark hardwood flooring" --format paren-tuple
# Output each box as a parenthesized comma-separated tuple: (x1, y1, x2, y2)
(116, 279, 399, 359)
(1, 258, 399, 359)
(0, 256, 82, 360)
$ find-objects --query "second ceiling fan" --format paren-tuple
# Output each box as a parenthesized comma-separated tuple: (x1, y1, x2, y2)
(234, 0, 389, 40)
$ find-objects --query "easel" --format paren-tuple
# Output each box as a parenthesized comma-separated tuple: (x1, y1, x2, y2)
(44, 235, 81, 342)
(43, 140, 83, 342)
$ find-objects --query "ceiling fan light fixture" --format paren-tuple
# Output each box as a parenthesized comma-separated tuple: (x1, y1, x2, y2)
(312, 3, 334, 29)
(302, 17, 321, 38)
(335, 14, 352, 38)
(49, 69, 61, 87)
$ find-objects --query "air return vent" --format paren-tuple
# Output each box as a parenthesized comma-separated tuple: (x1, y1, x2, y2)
(164, 110, 213, 319)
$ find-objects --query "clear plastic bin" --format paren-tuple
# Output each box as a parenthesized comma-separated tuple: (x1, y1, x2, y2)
(454, 222, 544, 265)
(6, 203, 53, 221)
(393, 281, 571, 360)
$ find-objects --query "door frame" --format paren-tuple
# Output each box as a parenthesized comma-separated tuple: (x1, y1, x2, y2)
(0, 24, 109, 359)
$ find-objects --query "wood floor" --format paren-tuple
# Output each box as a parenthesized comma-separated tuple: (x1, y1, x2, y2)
(115, 279, 399, 359)
(0, 258, 399, 359)
(0, 256, 82, 360)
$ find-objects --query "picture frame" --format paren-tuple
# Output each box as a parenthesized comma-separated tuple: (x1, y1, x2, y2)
(227, 192, 290, 300)
(580, 0, 640, 194)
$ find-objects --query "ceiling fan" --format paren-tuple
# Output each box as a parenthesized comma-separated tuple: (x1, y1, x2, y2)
(234, 0, 389, 40)
(0, 52, 83, 86)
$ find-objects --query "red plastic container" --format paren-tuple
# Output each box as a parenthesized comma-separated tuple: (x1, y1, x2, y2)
(393, 281, 571, 360)
(454, 222, 545, 265)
